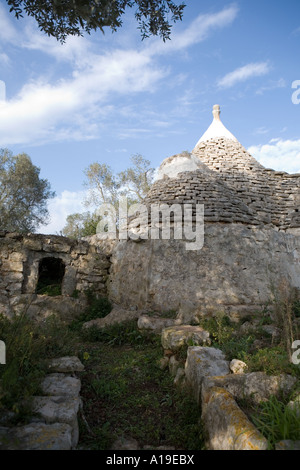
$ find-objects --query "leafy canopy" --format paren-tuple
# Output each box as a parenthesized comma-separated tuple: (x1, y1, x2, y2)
(62, 154, 154, 238)
(6, 0, 186, 43)
(0, 148, 55, 232)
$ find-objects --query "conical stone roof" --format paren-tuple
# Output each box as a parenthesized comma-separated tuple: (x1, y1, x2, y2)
(128, 105, 300, 233)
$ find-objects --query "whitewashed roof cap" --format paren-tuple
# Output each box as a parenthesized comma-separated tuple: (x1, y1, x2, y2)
(195, 105, 238, 146)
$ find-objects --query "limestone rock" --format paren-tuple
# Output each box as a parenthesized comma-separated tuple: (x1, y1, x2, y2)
(82, 305, 142, 329)
(202, 372, 297, 404)
(158, 356, 169, 370)
(185, 346, 230, 403)
(287, 395, 300, 416)
(275, 440, 300, 450)
(40, 373, 81, 398)
(168, 355, 180, 377)
(230, 359, 248, 374)
(174, 368, 186, 387)
(137, 315, 176, 334)
(161, 325, 210, 351)
(48, 356, 85, 373)
(0, 422, 73, 450)
(31, 396, 81, 447)
(201, 386, 268, 450)
(111, 436, 140, 450)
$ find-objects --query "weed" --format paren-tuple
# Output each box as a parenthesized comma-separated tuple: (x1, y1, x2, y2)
(251, 395, 300, 449)
(36, 282, 62, 296)
(272, 280, 299, 361)
(198, 313, 234, 347)
(69, 292, 112, 331)
(0, 312, 79, 419)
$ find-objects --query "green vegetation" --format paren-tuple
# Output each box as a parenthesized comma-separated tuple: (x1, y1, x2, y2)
(62, 154, 154, 239)
(69, 290, 112, 331)
(0, 148, 55, 232)
(198, 307, 300, 378)
(77, 320, 204, 450)
(36, 282, 62, 296)
(6, 0, 186, 43)
(0, 312, 79, 422)
(0, 304, 204, 450)
(251, 395, 300, 449)
(1, 283, 299, 449)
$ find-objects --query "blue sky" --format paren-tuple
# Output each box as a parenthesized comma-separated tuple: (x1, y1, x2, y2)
(0, 0, 299, 234)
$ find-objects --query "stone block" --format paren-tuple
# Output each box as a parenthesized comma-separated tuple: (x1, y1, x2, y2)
(202, 372, 297, 404)
(40, 373, 81, 398)
(31, 396, 81, 448)
(0, 422, 73, 450)
(161, 325, 211, 351)
(138, 315, 176, 334)
(229, 359, 248, 374)
(47, 356, 85, 373)
(185, 346, 230, 403)
(201, 386, 268, 450)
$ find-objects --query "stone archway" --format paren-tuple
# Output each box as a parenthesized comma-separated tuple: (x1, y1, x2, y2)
(36, 257, 66, 296)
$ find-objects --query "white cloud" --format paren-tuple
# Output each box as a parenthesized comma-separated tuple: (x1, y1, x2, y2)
(256, 78, 286, 95)
(0, 4, 19, 44)
(0, 48, 166, 145)
(0, 80, 5, 101)
(148, 4, 239, 54)
(248, 139, 300, 174)
(217, 62, 271, 89)
(0, 4, 240, 146)
(39, 190, 88, 235)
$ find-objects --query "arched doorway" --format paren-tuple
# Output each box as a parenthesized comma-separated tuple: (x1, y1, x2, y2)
(36, 257, 65, 296)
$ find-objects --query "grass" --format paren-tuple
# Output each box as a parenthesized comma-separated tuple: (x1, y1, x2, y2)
(251, 395, 300, 449)
(0, 310, 204, 450)
(1, 287, 299, 450)
(197, 311, 300, 378)
(77, 320, 205, 450)
(0, 312, 80, 423)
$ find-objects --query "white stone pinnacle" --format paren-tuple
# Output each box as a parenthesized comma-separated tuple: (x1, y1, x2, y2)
(195, 104, 238, 147)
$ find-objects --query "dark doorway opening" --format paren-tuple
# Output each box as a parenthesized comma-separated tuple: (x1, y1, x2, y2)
(36, 257, 65, 296)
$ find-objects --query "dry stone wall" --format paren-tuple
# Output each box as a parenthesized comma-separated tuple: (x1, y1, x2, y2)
(108, 223, 300, 321)
(0, 232, 110, 320)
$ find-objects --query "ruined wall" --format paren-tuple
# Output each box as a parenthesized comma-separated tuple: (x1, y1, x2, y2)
(0, 232, 110, 320)
(108, 224, 300, 322)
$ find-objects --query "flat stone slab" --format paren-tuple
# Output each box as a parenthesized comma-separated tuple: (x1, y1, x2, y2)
(47, 356, 85, 373)
(201, 386, 268, 450)
(32, 396, 81, 423)
(40, 373, 81, 398)
(202, 372, 297, 404)
(83, 306, 142, 329)
(161, 325, 210, 351)
(185, 346, 230, 403)
(31, 396, 81, 448)
(0, 422, 73, 450)
(138, 315, 176, 333)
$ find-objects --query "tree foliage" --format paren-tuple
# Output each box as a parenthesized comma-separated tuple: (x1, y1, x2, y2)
(63, 154, 154, 238)
(0, 149, 55, 232)
(6, 0, 186, 43)
(62, 211, 99, 239)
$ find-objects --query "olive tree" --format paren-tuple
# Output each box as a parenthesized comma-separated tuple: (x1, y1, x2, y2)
(0, 149, 55, 232)
(6, 0, 186, 43)
(62, 154, 154, 238)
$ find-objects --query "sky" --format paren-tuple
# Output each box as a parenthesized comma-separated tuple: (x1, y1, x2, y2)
(0, 0, 299, 234)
